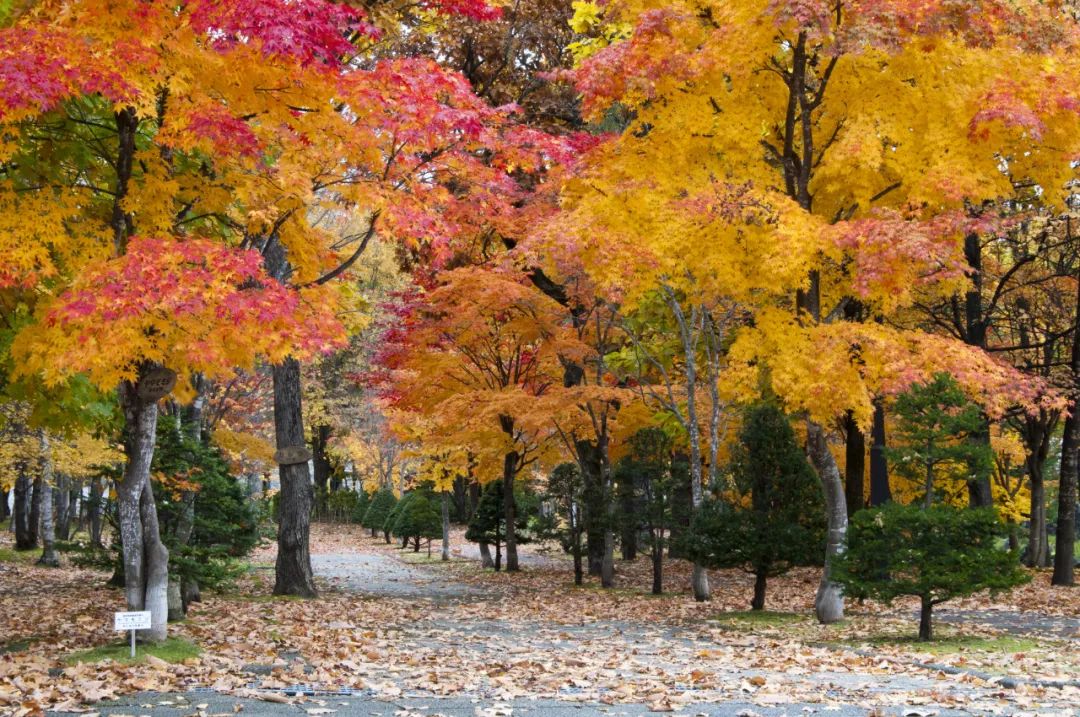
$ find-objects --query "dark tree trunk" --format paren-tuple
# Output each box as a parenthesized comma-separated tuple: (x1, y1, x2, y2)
(0, 488, 8, 520)
(89, 476, 104, 548)
(1024, 415, 1051, 567)
(441, 491, 450, 561)
(578, 440, 605, 575)
(13, 471, 33, 550)
(453, 475, 469, 523)
(29, 476, 42, 548)
(618, 468, 637, 560)
(1054, 270, 1080, 586)
(502, 451, 519, 572)
(962, 233, 994, 509)
(572, 518, 584, 586)
(272, 358, 317, 598)
(869, 402, 891, 506)
(651, 540, 663, 595)
(843, 411, 865, 518)
(751, 570, 767, 611)
(919, 598, 934, 641)
(54, 474, 70, 541)
(311, 424, 332, 521)
(494, 536, 502, 572)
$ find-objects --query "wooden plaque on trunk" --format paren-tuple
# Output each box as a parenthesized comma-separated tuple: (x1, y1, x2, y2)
(275, 445, 313, 465)
(137, 368, 177, 402)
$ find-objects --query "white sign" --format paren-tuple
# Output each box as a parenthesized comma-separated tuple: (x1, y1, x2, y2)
(114, 611, 152, 631)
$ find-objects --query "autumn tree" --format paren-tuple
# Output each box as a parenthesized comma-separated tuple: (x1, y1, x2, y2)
(550, 0, 1079, 621)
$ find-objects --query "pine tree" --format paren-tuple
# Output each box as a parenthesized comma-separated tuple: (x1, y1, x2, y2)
(888, 373, 993, 509)
(835, 503, 1029, 640)
(392, 492, 443, 553)
(680, 403, 826, 610)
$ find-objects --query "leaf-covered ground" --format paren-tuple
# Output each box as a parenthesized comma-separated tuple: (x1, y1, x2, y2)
(2, 526, 1078, 717)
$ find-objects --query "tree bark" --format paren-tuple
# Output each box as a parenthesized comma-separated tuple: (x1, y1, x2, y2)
(807, 420, 846, 624)
(272, 358, 318, 597)
(502, 451, 519, 572)
(919, 598, 933, 641)
(479, 540, 494, 569)
(751, 570, 767, 611)
(29, 475, 41, 548)
(54, 473, 70, 541)
(0, 487, 8, 521)
(117, 374, 169, 642)
(440, 491, 451, 562)
(843, 412, 865, 518)
(1024, 415, 1051, 567)
(311, 424, 332, 521)
(962, 233, 995, 509)
(869, 401, 891, 506)
(36, 432, 59, 568)
(651, 541, 662, 595)
(13, 470, 33, 550)
(89, 476, 104, 548)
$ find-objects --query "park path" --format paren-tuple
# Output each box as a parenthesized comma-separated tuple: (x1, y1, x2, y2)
(46, 530, 1080, 717)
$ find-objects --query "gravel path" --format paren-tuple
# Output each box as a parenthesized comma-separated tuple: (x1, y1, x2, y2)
(312, 553, 486, 601)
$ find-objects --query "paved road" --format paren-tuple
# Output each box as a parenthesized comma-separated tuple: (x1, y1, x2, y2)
(933, 608, 1080, 640)
(312, 553, 485, 600)
(49, 690, 991, 717)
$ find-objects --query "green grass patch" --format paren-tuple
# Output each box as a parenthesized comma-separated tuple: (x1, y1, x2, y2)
(873, 634, 1042, 655)
(716, 610, 809, 628)
(65, 637, 201, 665)
(0, 639, 32, 655)
(0, 547, 38, 564)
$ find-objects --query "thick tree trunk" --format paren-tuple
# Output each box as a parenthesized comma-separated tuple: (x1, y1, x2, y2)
(577, 439, 605, 576)
(479, 540, 494, 569)
(440, 491, 450, 562)
(13, 470, 33, 550)
(962, 234, 995, 509)
(502, 451, 519, 572)
(751, 570, 767, 611)
(1027, 471, 1050, 568)
(1054, 274, 1080, 586)
(807, 421, 846, 624)
(36, 432, 59, 568)
(843, 412, 865, 518)
(919, 598, 933, 641)
(272, 358, 317, 598)
(869, 402, 891, 506)
(117, 377, 169, 642)
(0, 487, 8, 521)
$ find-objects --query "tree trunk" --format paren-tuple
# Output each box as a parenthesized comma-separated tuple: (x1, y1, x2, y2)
(962, 233, 995, 509)
(479, 540, 494, 569)
(843, 412, 865, 518)
(1027, 472, 1050, 568)
(311, 424, 332, 521)
(651, 541, 663, 595)
(36, 432, 59, 568)
(601, 526, 615, 588)
(1054, 271, 1080, 586)
(89, 476, 104, 548)
(272, 358, 317, 598)
(54, 473, 70, 541)
(0, 487, 8, 521)
(919, 597, 933, 641)
(116, 375, 169, 642)
(572, 518, 584, 586)
(869, 401, 891, 506)
(29, 475, 41, 548)
(440, 491, 450, 562)
(502, 451, 519, 572)
(13, 470, 33, 550)
(807, 420, 846, 624)
(751, 570, 767, 611)
(494, 537, 502, 572)
(619, 468, 637, 560)
(578, 439, 605, 576)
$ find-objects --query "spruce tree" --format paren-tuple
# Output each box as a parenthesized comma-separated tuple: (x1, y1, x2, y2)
(836, 503, 1029, 640)
(680, 403, 825, 610)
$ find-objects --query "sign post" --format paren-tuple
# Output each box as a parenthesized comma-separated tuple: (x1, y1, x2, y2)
(114, 611, 152, 658)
